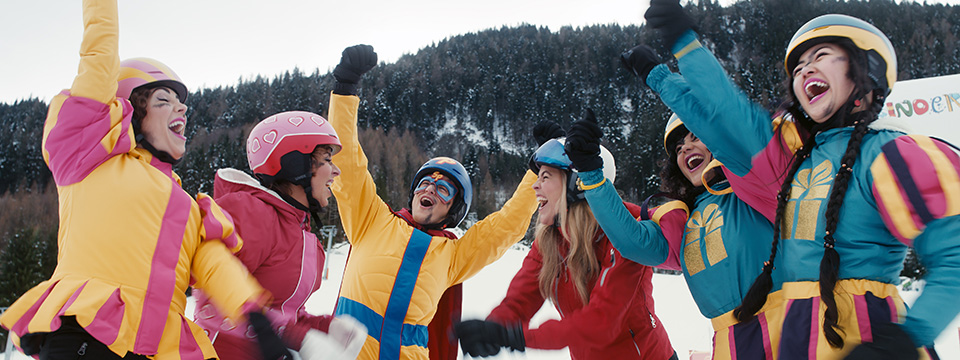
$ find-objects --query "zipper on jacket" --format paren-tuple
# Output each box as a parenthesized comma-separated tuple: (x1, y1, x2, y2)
(599, 248, 616, 286)
(77, 341, 87, 357)
(629, 329, 643, 357)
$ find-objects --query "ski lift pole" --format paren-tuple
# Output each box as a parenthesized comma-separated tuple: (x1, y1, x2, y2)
(2, 307, 11, 360)
(321, 225, 337, 280)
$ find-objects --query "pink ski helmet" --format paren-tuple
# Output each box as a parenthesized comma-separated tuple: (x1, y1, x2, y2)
(247, 111, 341, 186)
(117, 57, 188, 102)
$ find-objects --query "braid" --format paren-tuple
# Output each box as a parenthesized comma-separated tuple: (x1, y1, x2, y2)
(733, 132, 817, 322)
(819, 98, 883, 348)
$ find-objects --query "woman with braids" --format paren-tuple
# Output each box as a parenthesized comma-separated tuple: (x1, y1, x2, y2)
(565, 108, 783, 359)
(636, 0, 960, 358)
(454, 117, 677, 360)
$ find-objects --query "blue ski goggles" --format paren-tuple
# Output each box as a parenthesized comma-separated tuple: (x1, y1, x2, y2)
(414, 172, 458, 204)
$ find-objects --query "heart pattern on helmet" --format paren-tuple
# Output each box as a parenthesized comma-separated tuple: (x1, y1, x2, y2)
(263, 130, 277, 144)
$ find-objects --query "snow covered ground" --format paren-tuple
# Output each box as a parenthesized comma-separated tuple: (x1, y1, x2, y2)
(4, 243, 959, 359)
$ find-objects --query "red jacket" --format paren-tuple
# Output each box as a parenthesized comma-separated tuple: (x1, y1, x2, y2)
(487, 202, 675, 360)
(193, 168, 332, 359)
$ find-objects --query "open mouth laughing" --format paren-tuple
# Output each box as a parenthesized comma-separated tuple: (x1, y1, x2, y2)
(168, 118, 186, 137)
(685, 154, 705, 172)
(419, 195, 435, 209)
(536, 195, 548, 211)
(804, 78, 830, 104)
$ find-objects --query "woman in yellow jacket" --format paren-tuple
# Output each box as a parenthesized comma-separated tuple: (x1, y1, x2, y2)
(0, 0, 279, 359)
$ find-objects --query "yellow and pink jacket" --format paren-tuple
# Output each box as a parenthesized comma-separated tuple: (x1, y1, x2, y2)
(328, 93, 538, 360)
(0, 0, 267, 358)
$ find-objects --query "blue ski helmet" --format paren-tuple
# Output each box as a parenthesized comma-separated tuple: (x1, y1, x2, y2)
(529, 138, 616, 206)
(409, 157, 473, 227)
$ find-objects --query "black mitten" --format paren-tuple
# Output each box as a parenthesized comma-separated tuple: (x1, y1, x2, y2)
(644, 0, 696, 49)
(564, 109, 603, 173)
(533, 121, 566, 146)
(333, 44, 378, 95)
(843, 322, 920, 360)
(454, 320, 525, 358)
(248, 311, 294, 360)
(620, 44, 661, 86)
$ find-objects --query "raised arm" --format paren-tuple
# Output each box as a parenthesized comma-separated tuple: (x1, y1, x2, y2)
(43, 0, 135, 186)
(449, 171, 538, 284)
(72, 0, 120, 103)
(580, 169, 687, 269)
(328, 45, 384, 245)
(564, 106, 687, 268)
(625, 42, 800, 221)
(644, 0, 778, 175)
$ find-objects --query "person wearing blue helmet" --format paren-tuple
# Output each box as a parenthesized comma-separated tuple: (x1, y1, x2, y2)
(455, 112, 677, 360)
(324, 44, 539, 360)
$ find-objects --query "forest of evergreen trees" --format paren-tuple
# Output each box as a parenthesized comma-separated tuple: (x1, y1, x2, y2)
(0, 0, 955, 302)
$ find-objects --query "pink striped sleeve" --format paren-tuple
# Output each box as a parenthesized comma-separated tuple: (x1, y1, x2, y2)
(651, 201, 689, 271)
(42, 94, 135, 186)
(724, 118, 803, 223)
(871, 135, 960, 245)
(197, 193, 242, 252)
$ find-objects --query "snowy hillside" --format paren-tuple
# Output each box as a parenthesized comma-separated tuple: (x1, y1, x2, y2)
(4, 243, 958, 359)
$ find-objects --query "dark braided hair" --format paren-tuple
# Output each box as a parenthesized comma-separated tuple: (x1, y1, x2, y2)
(732, 40, 886, 342)
(733, 130, 815, 322)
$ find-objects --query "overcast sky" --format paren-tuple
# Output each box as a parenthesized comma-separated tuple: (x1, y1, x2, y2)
(1, 0, 957, 104)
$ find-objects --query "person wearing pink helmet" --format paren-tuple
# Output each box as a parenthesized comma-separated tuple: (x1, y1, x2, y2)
(326, 44, 539, 360)
(0, 0, 287, 359)
(192, 111, 366, 360)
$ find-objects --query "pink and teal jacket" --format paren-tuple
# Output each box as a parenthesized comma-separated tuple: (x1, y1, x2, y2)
(648, 29, 960, 357)
(581, 168, 783, 360)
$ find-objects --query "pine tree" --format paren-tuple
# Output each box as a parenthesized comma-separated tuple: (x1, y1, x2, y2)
(0, 226, 57, 351)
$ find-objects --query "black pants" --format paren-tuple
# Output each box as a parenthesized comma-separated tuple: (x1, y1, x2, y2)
(38, 316, 147, 360)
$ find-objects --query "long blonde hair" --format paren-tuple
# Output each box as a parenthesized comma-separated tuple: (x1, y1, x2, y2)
(535, 171, 601, 305)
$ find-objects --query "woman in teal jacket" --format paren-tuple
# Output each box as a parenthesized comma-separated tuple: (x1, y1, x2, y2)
(640, 1, 960, 358)
(565, 109, 782, 359)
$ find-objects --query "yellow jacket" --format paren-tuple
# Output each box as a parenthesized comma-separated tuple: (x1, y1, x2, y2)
(329, 93, 538, 360)
(0, 0, 266, 358)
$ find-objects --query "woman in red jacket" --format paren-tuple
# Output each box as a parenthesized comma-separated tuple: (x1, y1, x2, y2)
(455, 119, 677, 360)
(193, 110, 366, 360)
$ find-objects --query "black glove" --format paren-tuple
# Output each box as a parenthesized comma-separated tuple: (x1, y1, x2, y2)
(248, 311, 294, 360)
(644, 0, 696, 49)
(620, 44, 661, 86)
(454, 320, 525, 358)
(533, 121, 565, 146)
(333, 44, 378, 95)
(843, 322, 919, 360)
(564, 109, 604, 173)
